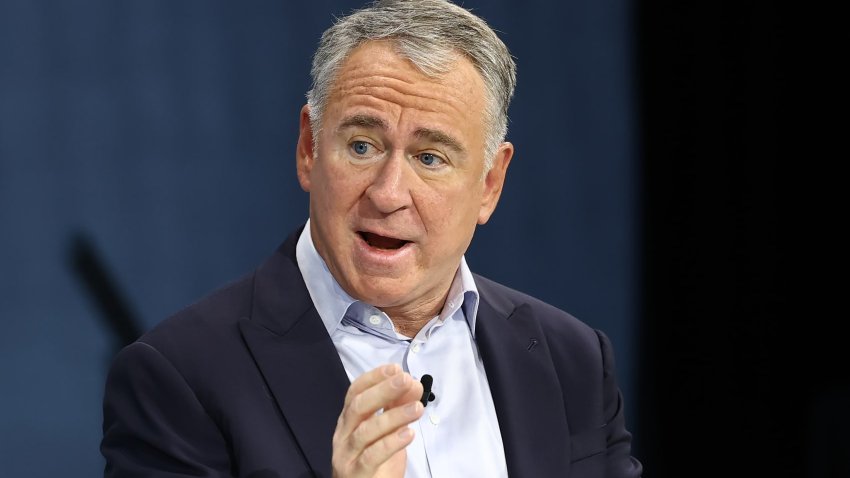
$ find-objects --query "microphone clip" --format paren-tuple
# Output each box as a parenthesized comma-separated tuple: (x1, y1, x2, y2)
(420, 374, 436, 407)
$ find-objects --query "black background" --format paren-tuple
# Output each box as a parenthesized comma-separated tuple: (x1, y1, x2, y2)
(636, 1, 847, 476)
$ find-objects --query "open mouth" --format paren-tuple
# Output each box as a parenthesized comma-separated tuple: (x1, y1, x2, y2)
(358, 231, 410, 250)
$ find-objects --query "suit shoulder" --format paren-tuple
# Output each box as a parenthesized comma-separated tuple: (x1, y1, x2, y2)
(473, 273, 599, 340)
(473, 273, 581, 322)
(134, 270, 256, 356)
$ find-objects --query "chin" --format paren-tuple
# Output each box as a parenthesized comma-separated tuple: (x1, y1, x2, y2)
(349, 279, 410, 307)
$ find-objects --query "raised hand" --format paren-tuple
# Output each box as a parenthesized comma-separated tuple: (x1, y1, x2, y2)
(331, 364, 425, 478)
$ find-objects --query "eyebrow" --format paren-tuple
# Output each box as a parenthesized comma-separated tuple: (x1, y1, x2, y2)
(336, 114, 466, 154)
(337, 114, 388, 132)
(413, 127, 465, 154)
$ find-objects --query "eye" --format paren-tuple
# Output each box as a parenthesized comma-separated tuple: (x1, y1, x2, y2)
(351, 140, 372, 156)
(417, 152, 445, 168)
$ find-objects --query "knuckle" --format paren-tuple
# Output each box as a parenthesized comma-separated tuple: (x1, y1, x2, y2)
(344, 381, 366, 407)
(341, 401, 359, 428)
(343, 386, 357, 407)
(350, 423, 368, 449)
(359, 443, 380, 469)
(349, 393, 364, 416)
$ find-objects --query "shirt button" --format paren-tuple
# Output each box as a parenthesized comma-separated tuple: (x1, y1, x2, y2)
(429, 414, 440, 426)
(411, 343, 421, 354)
(368, 315, 381, 326)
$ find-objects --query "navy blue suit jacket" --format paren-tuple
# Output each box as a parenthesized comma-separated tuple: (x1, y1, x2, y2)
(101, 228, 642, 477)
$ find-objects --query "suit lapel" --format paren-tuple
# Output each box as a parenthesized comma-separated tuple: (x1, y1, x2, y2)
(236, 231, 574, 476)
(476, 282, 572, 476)
(238, 231, 349, 478)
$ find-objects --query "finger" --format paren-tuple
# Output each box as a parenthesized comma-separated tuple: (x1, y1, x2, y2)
(386, 379, 423, 411)
(342, 363, 401, 408)
(332, 366, 422, 476)
(351, 425, 417, 475)
(348, 400, 423, 453)
(335, 376, 423, 469)
(337, 370, 416, 440)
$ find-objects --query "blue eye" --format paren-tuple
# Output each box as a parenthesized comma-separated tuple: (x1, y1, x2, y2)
(419, 153, 441, 167)
(351, 141, 370, 155)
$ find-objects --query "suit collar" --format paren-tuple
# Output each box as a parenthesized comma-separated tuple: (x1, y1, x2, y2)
(475, 276, 573, 476)
(239, 226, 348, 478)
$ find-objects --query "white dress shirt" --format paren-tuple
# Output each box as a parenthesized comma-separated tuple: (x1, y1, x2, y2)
(296, 219, 508, 477)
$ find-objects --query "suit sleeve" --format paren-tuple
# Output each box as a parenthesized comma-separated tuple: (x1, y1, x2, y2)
(597, 329, 644, 477)
(101, 342, 232, 477)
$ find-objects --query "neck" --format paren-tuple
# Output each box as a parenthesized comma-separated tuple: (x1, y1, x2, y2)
(380, 292, 448, 338)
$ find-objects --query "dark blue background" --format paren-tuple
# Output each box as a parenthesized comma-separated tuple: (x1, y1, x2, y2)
(0, 1, 637, 476)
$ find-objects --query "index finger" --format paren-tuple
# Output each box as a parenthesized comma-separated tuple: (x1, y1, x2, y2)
(342, 363, 402, 408)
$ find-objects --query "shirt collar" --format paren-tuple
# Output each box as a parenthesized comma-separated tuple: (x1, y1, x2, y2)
(295, 218, 480, 337)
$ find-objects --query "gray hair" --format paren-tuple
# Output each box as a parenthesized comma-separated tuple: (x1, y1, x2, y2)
(306, 0, 517, 171)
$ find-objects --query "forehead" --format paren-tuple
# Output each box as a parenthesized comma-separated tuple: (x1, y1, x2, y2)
(323, 41, 487, 138)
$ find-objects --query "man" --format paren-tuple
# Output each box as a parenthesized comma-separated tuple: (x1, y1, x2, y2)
(101, 0, 643, 476)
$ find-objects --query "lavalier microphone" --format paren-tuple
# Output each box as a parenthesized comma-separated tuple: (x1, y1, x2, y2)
(420, 374, 436, 407)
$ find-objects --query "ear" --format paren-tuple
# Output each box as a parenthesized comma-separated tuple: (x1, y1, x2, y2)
(477, 141, 514, 225)
(296, 104, 315, 192)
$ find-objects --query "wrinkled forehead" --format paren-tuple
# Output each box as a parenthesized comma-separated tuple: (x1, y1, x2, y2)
(337, 40, 483, 90)
(322, 41, 488, 144)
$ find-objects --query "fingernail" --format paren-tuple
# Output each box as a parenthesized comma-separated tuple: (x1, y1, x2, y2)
(383, 364, 397, 377)
(392, 374, 407, 388)
(398, 427, 412, 439)
(404, 402, 421, 417)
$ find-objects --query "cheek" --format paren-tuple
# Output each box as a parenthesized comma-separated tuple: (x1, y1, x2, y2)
(314, 159, 360, 209)
(419, 188, 478, 238)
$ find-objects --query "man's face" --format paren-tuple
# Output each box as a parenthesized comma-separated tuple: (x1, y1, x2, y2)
(296, 41, 512, 319)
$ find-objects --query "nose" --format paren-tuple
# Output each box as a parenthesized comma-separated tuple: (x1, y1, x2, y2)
(364, 152, 413, 214)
